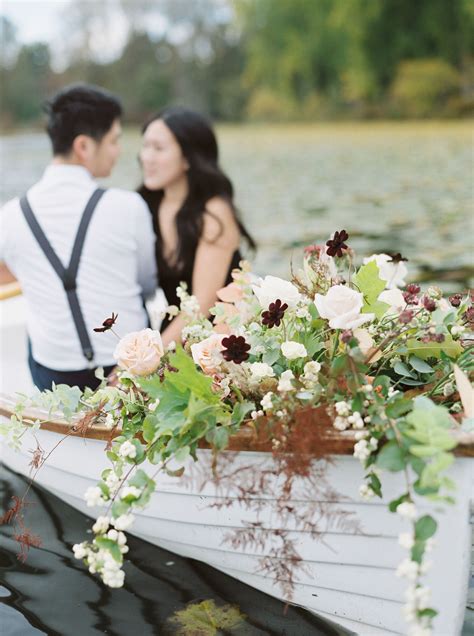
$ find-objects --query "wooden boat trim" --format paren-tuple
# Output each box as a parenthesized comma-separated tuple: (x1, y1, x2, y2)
(0, 281, 22, 301)
(1, 394, 472, 457)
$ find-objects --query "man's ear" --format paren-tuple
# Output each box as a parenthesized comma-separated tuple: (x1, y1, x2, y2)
(71, 134, 95, 162)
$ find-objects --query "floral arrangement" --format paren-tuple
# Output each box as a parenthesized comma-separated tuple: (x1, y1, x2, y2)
(3, 230, 473, 636)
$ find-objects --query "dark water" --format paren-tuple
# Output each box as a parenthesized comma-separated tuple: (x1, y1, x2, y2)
(0, 464, 348, 636)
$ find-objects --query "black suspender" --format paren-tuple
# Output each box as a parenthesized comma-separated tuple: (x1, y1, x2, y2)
(19, 188, 106, 365)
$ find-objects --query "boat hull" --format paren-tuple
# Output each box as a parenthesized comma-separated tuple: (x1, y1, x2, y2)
(1, 426, 472, 636)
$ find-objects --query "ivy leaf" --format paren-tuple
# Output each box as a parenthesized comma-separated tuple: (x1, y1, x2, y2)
(353, 261, 389, 319)
(231, 401, 255, 426)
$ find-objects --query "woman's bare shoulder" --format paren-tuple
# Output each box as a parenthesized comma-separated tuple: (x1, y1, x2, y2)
(202, 196, 239, 245)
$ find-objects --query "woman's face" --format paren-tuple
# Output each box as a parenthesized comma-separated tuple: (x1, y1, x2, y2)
(139, 119, 189, 190)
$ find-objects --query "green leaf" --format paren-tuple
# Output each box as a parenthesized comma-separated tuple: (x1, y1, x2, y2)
(418, 609, 438, 619)
(388, 493, 409, 513)
(386, 398, 413, 419)
(409, 356, 434, 374)
(367, 472, 382, 498)
(411, 539, 425, 564)
(142, 414, 158, 443)
(393, 361, 416, 378)
(376, 441, 406, 472)
(174, 445, 191, 464)
(213, 427, 230, 450)
(95, 537, 123, 563)
(415, 515, 437, 541)
(407, 335, 462, 360)
(353, 261, 389, 319)
(231, 401, 255, 426)
(262, 347, 280, 366)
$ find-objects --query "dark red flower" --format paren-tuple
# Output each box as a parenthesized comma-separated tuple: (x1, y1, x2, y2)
(403, 291, 419, 305)
(340, 329, 353, 343)
(464, 306, 474, 325)
(399, 310, 414, 324)
(422, 333, 445, 343)
(449, 294, 463, 308)
(221, 335, 251, 364)
(423, 297, 436, 312)
(262, 299, 288, 328)
(387, 252, 408, 263)
(93, 312, 118, 333)
(406, 284, 420, 294)
(326, 230, 349, 258)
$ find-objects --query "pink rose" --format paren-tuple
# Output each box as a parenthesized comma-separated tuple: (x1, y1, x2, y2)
(114, 328, 164, 376)
(190, 334, 225, 375)
(216, 282, 243, 303)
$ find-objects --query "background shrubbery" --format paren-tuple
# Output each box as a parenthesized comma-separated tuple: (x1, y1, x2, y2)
(1, 0, 473, 128)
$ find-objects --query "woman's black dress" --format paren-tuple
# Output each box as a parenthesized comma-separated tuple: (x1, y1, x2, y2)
(150, 210, 242, 331)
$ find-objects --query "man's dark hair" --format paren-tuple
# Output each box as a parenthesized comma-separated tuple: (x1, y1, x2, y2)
(44, 84, 122, 155)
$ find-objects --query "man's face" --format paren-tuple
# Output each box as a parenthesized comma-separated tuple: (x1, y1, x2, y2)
(88, 119, 122, 178)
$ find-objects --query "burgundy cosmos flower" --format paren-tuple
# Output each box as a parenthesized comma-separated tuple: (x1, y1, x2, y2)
(221, 335, 251, 364)
(93, 312, 118, 333)
(326, 230, 349, 258)
(387, 252, 408, 263)
(262, 299, 288, 328)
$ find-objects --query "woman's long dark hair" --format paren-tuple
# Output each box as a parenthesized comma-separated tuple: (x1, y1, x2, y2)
(138, 106, 256, 272)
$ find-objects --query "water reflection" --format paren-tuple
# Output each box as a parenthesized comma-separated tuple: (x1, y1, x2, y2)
(0, 464, 346, 635)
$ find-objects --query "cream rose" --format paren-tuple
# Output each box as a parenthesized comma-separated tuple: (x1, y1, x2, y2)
(314, 285, 374, 330)
(281, 341, 308, 360)
(363, 253, 407, 289)
(114, 328, 164, 376)
(252, 275, 301, 309)
(190, 334, 225, 375)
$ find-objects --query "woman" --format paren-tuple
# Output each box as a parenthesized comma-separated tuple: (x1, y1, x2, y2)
(138, 107, 255, 346)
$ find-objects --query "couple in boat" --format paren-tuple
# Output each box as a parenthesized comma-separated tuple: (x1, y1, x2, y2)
(0, 84, 255, 392)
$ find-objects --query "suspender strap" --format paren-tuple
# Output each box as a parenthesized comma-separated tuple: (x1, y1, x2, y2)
(19, 188, 106, 365)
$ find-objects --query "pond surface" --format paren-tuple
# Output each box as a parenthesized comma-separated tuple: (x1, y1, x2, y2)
(1, 121, 472, 291)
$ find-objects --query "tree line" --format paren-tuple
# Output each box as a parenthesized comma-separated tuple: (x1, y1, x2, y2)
(1, 0, 473, 128)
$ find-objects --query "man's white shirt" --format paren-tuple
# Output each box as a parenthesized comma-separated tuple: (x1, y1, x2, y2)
(0, 164, 157, 370)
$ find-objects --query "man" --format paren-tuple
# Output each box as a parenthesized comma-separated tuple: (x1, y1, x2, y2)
(0, 84, 157, 391)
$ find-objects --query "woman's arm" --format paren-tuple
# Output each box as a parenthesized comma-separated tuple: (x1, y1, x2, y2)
(160, 197, 240, 347)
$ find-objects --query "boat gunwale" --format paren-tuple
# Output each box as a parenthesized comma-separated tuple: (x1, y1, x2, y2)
(1, 395, 472, 457)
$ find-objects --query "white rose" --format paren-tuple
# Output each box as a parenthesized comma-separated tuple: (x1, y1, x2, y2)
(378, 288, 406, 313)
(277, 369, 295, 392)
(363, 254, 407, 289)
(281, 341, 308, 360)
(249, 362, 275, 379)
(314, 285, 374, 330)
(114, 328, 164, 376)
(252, 275, 301, 309)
